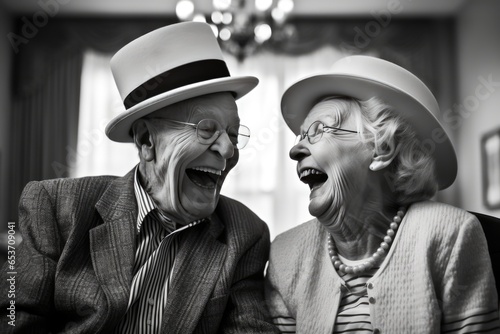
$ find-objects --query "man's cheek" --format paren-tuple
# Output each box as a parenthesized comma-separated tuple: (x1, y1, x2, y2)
(172, 130, 197, 147)
(225, 149, 239, 173)
(172, 140, 206, 161)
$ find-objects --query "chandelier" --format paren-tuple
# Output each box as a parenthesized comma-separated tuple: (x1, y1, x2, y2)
(175, 0, 295, 61)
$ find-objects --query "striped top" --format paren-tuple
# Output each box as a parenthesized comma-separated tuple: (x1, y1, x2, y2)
(114, 167, 206, 334)
(333, 256, 377, 334)
(271, 258, 379, 334)
(266, 201, 500, 333)
(270, 254, 500, 334)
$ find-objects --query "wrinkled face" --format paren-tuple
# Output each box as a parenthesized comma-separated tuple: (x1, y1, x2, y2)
(289, 100, 373, 223)
(143, 92, 240, 223)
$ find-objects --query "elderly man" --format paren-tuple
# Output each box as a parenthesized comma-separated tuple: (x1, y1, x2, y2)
(1, 22, 278, 333)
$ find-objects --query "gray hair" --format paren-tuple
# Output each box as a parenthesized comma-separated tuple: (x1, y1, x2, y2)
(320, 96, 438, 205)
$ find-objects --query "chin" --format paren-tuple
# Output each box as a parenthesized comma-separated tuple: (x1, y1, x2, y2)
(308, 191, 342, 223)
(180, 192, 219, 221)
(308, 198, 327, 219)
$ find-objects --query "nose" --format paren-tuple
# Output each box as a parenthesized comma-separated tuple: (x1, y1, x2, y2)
(289, 140, 310, 161)
(210, 131, 235, 160)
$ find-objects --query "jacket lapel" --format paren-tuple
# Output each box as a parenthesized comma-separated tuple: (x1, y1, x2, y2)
(161, 213, 227, 333)
(90, 169, 137, 329)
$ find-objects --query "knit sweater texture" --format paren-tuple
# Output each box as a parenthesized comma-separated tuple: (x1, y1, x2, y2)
(265, 201, 499, 333)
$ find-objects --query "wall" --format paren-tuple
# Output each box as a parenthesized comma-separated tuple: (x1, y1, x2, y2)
(0, 8, 13, 231)
(456, 0, 500, 216)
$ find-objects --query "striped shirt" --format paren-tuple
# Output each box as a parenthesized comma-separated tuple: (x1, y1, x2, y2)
(271, 257, 378, 334)
(271, 256, 500, 334)
(333, 256, 377, 333)
(114, 167, 206, 334)
(267, 203, 500, 333)
(441, 311, 500, 333)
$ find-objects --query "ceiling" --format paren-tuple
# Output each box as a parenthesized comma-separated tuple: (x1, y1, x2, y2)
(1, 0, 468, 17)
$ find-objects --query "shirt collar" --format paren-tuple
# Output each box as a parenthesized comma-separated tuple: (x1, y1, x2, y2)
(133, 166, 209, 234)
(133, 166, 176, 233)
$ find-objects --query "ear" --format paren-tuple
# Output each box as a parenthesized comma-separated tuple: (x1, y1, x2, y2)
(369, 141, 398, 171)
(132, 119, 155, 162)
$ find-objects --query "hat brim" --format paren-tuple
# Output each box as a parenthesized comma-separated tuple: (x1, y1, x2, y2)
(106, 75, 258, 143)
(281, 74, 457, 190)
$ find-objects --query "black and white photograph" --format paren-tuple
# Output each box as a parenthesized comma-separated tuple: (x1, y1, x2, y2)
(482, 128, 500, 210)
(1, 0, 499, 332)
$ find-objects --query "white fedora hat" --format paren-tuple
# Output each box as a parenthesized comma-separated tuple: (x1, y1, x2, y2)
(281, 55, 457, 190)
(105, 22, 258, 142)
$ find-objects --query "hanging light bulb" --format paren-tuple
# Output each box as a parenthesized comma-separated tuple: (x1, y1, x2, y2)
(278, 0, 294, 13)
(213, 0, 232, 11)
(271, 7, 285, 24)
(193, 14, 207, 22)
(255, 0, 273, 12)
(175, 0, 194, 21)
(175, 0, 294, 60)
(254, 23, 272, 43)
(219, 27, 232, 41)
(222, 12, 233, 25)
(211, 11, 224, 24)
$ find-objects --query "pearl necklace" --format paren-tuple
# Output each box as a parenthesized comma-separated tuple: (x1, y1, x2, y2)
(327, 207, 406, 275)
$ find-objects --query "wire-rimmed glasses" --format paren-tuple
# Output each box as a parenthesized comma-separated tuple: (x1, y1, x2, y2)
(156, 118, 251, 149)
(295, 120, 358, 145)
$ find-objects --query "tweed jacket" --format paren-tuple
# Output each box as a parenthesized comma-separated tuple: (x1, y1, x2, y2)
(265, 201, 499, 333)
(1, 169, 278, 334)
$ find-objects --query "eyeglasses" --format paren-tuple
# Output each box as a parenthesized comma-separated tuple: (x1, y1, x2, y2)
(156, 118, 251, 149)
(295, 120, 358, 145)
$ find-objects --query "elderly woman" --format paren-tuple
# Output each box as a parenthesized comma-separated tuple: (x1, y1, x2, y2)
(265, 55, 499, 333)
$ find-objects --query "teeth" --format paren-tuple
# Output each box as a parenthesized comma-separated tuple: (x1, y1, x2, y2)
(299, 168, 324, 178)
(190, 166, 222, 176)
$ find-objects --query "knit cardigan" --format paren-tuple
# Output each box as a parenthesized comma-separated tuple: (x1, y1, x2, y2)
(265, 201, 499, 333)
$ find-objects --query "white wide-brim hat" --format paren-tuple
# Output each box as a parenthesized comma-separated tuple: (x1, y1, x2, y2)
(281, 55, 457, 190)
(105, 22, 258, 142)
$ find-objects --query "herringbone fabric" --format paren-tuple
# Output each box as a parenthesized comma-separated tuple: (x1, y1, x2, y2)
(0, 169, 279, 334)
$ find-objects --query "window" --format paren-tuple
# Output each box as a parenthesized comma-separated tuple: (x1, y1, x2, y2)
(75, 47, 346, 238)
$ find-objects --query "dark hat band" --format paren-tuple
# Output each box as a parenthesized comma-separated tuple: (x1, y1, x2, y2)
(123, 59, 231, 109)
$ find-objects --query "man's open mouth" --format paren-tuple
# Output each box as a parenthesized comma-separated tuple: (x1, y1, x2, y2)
(186, 166, 222, 189)
(299, 168, 328, 190)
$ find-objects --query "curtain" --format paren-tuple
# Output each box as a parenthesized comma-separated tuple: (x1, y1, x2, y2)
(222, 47, 355, 236)
(7, 18, 456, 235)
(74, 40, 453, 238)
(75, 51, 138, 177)
(9, 47, 83, 222)
(7, 18, 176, 222)
(74, 47, 354, 237)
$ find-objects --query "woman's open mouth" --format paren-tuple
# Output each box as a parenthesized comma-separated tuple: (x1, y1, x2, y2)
(299, 168, 328, 190)
(186, 166, 222, 189)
